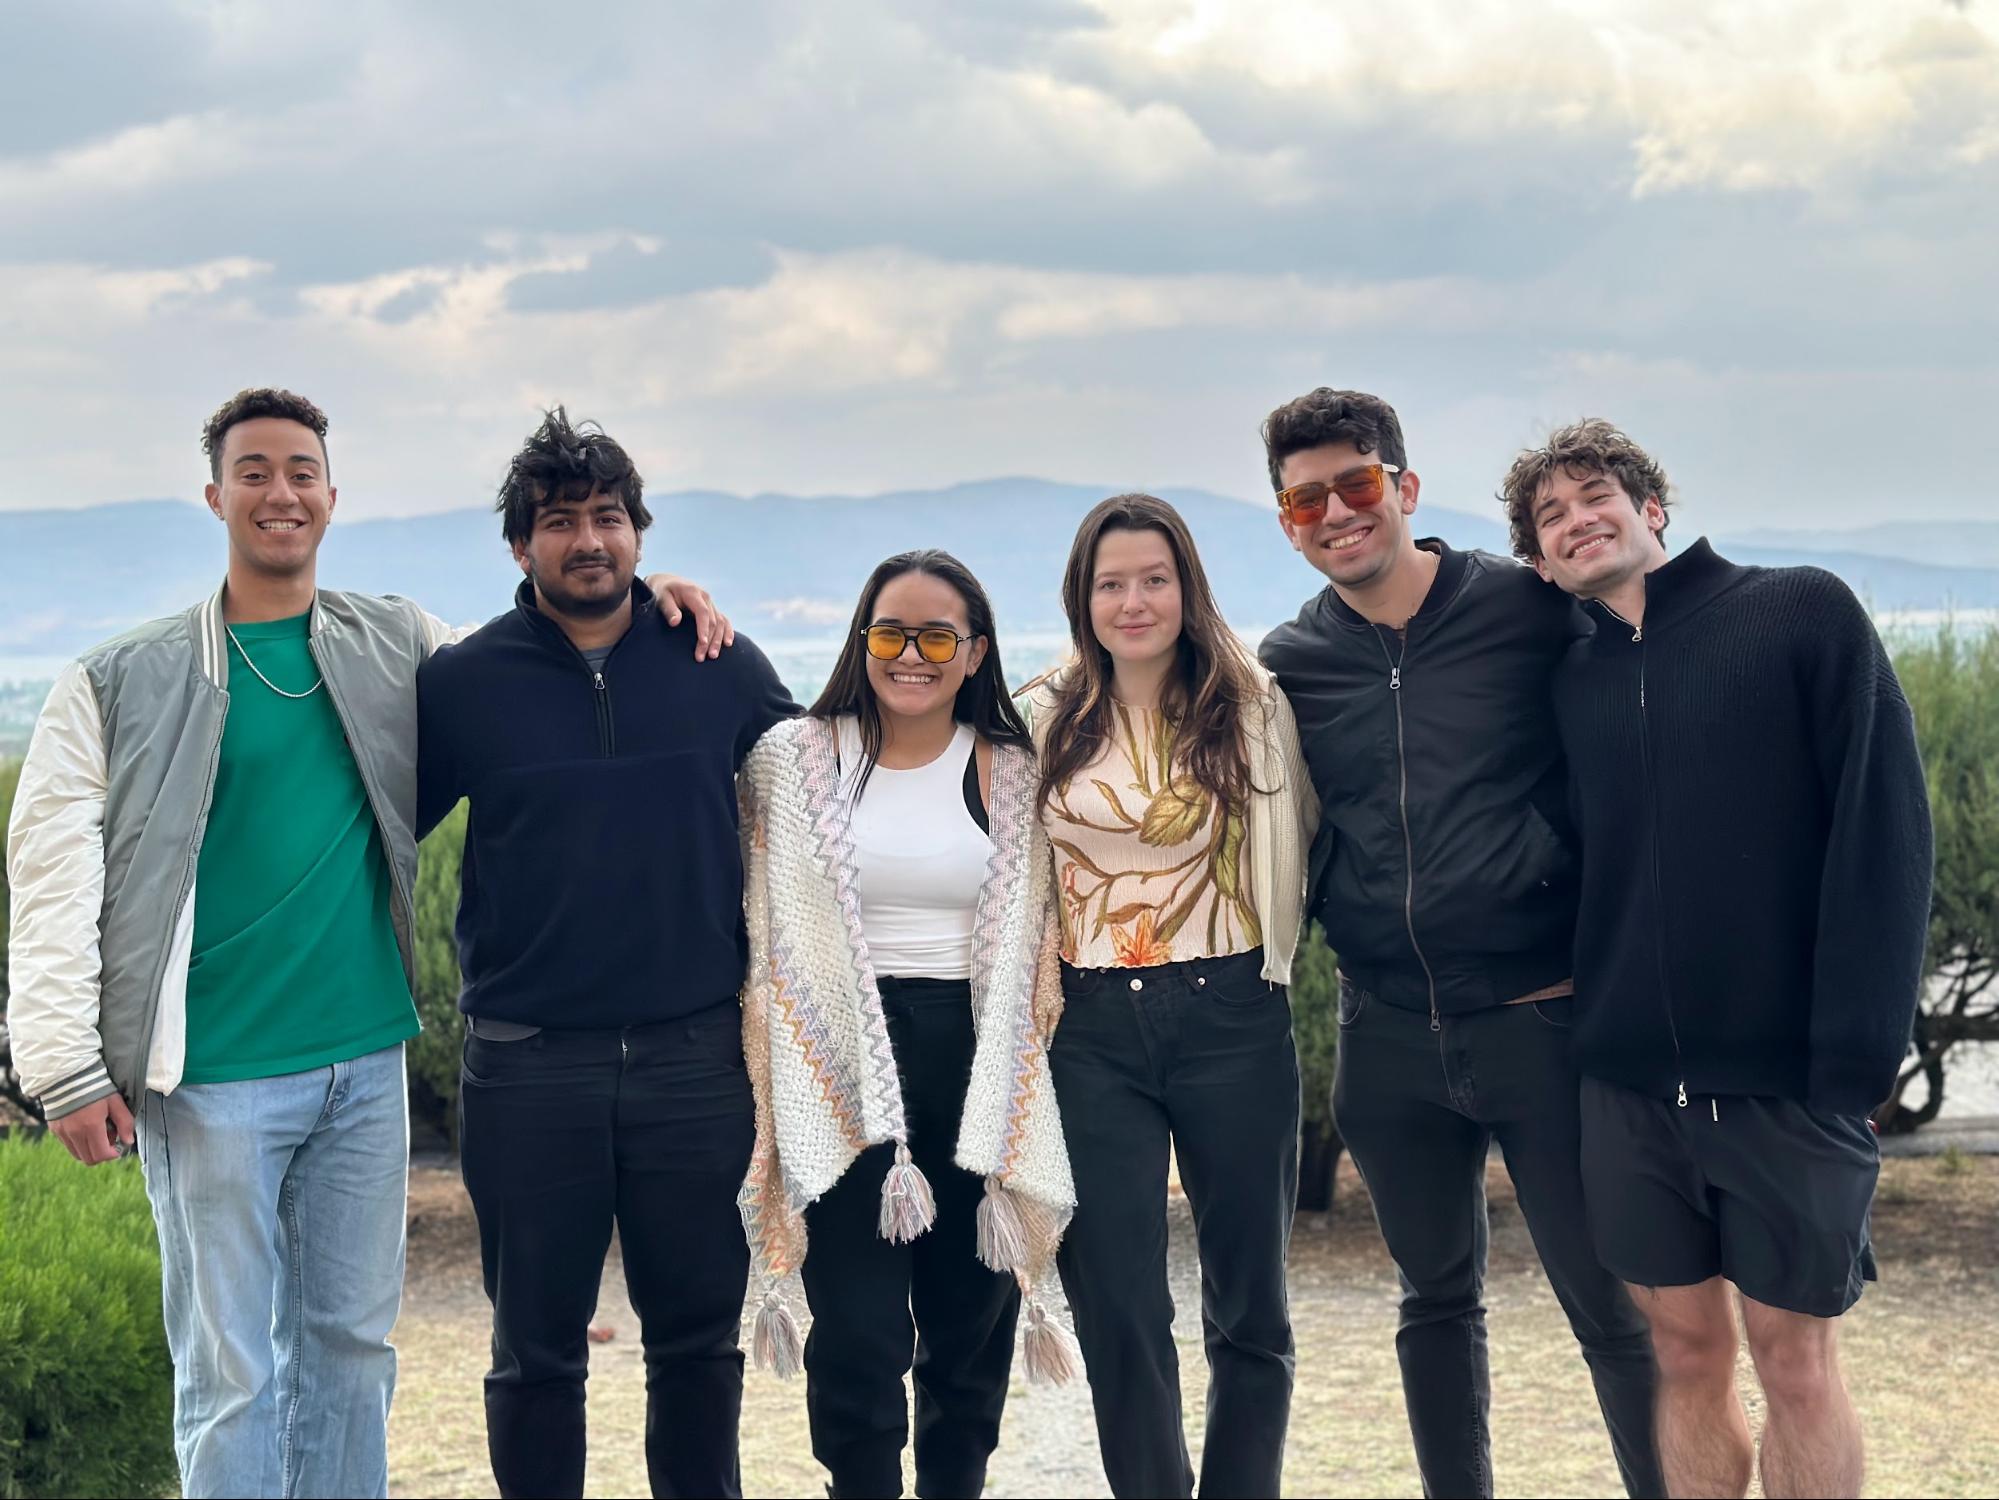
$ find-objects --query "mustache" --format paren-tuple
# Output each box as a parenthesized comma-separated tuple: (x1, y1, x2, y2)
(563, 553, 615, 572)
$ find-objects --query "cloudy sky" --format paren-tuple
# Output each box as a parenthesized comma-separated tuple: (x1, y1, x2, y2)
(2, 0, 1994, 534)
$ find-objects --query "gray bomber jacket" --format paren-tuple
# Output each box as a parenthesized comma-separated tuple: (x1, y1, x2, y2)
(5, 585, 450, 1119)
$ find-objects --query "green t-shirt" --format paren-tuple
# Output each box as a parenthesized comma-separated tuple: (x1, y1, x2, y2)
(181, 613, 419, 1084)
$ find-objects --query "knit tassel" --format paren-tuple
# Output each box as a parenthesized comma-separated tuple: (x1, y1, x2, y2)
(878, 1141, 936, 1244)
(975, 1175, 1028, 1274)
(1021, 1297, 1081, 1387)
(750, 1287, 803, 1379)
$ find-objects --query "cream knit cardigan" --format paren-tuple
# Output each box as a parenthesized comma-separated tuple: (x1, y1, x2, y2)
(1022, 661, 1318, 984)
(736, 716, 1076, 1329)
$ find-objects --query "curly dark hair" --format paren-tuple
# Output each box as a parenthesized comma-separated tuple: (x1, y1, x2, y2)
(1260, 387, 1408, 491)
(200, 388, 329, 480)
(496, 407, 651, 545)
(1498, 418, 1672, 561)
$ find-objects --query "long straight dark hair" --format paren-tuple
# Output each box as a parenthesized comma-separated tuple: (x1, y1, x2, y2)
(810, 549, 1031, 795)
(1035, 493, 1263, 815)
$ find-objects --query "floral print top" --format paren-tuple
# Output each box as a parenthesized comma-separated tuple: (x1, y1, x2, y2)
(1044, 700, 1260, 968)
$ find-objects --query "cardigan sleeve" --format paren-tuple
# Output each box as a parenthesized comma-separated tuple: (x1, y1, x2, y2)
(1802, 574, 1934, 1114)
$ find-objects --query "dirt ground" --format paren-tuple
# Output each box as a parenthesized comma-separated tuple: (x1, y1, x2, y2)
(389, 1154, 1999, 1498)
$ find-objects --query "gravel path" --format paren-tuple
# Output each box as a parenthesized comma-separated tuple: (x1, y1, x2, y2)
(390, 1155, 1999, 1498)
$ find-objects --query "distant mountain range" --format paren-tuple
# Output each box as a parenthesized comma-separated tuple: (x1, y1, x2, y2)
(4, 481, 1998, 668)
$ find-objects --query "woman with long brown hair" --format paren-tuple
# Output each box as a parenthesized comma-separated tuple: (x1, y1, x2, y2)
(736, 549, 1077, 1499)
(1021, 494, 1316, 1498)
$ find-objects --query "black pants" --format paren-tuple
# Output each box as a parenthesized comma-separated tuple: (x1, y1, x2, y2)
(1333, 982, 1665, 1500)
(801, 976, 1021, 1499)
(1051, 949, 1299, 1500)
(459, 1000, 755, 1499)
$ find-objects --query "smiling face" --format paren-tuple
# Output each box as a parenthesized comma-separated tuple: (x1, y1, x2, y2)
(512, 488, 642, 618)
(1529, 465, 1669, 599)
(1277, 440, 1421, 590)
(203, 416, 335, 580)
(1088, 525, 1184, 674)
(864, 569, 986, 726)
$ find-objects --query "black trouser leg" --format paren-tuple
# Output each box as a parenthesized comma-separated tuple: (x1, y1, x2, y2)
(1051, 973, 1191, 1500)
(1333, 993, 1494, 1500)
(1480, 1004, 1665, 1500)
(614, 1004, 756, 1500)
(907, 1107, 1020, 1497)
(803, 1142, 917, 1498)
(801, 978, 1020, 1500)
(461, 1030, 619, 1500)
(1168, 972, 1300, 1500)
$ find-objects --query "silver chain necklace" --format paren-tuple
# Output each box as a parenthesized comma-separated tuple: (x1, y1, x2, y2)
(225, 624, 324, 700)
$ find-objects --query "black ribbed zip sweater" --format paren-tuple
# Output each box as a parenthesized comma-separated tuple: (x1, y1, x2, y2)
(414, 580, 800, 1027)
(1553, 539, 1933, 1115)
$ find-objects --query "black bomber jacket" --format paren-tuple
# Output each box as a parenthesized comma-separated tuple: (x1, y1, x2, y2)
(1259, 540, 1588, 1019)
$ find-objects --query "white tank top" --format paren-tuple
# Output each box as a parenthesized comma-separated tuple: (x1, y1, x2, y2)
(847, 720, 992, 981)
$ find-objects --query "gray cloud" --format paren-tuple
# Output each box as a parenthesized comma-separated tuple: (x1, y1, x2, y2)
(0, 0, 1993, 535)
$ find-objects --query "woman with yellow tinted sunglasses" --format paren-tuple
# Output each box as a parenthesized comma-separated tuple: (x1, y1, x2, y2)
(734, 549, 1078, 1499)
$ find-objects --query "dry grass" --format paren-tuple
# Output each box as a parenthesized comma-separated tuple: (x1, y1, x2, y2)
(388, 1155, 1999, 1498)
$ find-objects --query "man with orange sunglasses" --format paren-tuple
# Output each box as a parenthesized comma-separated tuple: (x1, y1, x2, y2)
(1256, 388, 1664, 1499)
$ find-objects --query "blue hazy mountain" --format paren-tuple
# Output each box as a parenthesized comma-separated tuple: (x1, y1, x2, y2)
(3, 482, 1998, 663)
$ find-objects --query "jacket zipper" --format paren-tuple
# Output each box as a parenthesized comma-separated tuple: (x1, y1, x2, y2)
(1376, 629, 1441, 1031)
(1602, 600, 1686, 1106)
(592, 671, 614, 756)
(552, 628, 625, 757)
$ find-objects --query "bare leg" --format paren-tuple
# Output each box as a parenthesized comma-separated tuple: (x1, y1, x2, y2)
(1740, 1296, 1862, 1499)
(1629, 1279, 1752, 1498)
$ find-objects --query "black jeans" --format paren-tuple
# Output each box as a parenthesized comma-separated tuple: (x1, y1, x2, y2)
(1333, 981, 1665, 1500)
(801, 976, 1021, 1499)
(1051, 949, 1299, 1500)
(459, 1000, 755, 1499)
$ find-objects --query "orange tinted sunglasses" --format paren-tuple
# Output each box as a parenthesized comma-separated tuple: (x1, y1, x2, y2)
(1276, 463, 1401, 525)
(862, 624, 973, 664)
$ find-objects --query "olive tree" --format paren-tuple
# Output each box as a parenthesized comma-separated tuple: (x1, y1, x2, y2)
(1877, 620, 1999, 1131)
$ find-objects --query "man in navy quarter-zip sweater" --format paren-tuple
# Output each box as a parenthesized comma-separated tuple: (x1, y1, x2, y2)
(416, 409, 797, 1500)
(1504, 418, 1931, 1500)
(1257, 389, 1664, 1500)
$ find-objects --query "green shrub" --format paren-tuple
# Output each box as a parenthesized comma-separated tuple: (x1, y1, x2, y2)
(1289, 921, 1340, 1132)
(1289, 923, 1343, 1210)
(409, 801, 469, 1144)
(1875, 620, 1999, 1131)
(0, 1135, 176, 1498)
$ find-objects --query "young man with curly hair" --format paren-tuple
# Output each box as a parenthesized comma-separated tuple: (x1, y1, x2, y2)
(1502, 418, 1932, 1500)
(1256, 388, 1664, 1499)
(5, 390, 727, 1499)
(415, 409, 798, 1500)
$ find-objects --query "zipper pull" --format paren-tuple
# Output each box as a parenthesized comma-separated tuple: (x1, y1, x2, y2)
(1389, 665, 1401, 691)
(1676, 1081, 1688, 1108)
(1711, 1098, 1719, 1123)
(594, 672, 606, 692)
(1632, 626, 1643, 643)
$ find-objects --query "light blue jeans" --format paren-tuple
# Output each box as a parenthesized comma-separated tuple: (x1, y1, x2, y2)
(137, 1043, 408, 1500)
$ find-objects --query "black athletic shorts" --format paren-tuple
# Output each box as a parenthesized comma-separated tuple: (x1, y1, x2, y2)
(1580, 1075, 1880, 1318)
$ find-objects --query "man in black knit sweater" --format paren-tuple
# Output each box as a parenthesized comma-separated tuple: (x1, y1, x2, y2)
(1503, 418, 1933, 1500)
